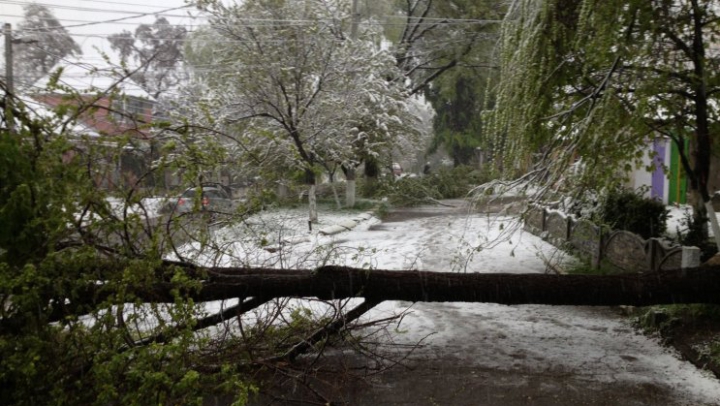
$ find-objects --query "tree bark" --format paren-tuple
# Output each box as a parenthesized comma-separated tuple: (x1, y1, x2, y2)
(363, 156, 380, 196)
(345, 167, 356, 208)
(74, 265, 720, 307)
(305, 168, 318, 223)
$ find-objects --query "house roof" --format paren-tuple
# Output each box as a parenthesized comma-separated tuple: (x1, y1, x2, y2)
(32, 59, 153, 100)
(17, 94, 100, 137)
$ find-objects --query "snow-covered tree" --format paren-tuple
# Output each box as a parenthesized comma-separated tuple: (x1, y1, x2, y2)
(13, 4, 82, 89)
(189, 0, 421, 217)
(108, 17, 188, 99)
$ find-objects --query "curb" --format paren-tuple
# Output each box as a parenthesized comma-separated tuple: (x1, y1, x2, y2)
(318, 212, 375, 235)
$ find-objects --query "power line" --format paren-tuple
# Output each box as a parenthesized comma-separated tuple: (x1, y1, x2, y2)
(0, 0, 193, 18)
(0, 13, 198, 28)
(75, 0, 186, 10)
(12, 5, 196, 32)
(1, 0, 501, 28)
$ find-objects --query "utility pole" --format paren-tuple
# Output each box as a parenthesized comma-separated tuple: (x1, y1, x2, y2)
(344, 0, 360, 208)
(350, 0, 360, 40)
(4, 23, 14, 133)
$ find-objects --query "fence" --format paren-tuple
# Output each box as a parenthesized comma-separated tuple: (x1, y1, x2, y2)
(524, 204, 701, 273)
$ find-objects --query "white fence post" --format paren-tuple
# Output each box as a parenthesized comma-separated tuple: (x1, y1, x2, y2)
(681, 246, 701, 269)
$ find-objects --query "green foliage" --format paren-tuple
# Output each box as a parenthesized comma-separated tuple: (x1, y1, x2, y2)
(594, 187, 668, 239)
(0, 95, 256, 405)
(490, 0, 720, 240)
(426, 63, 497, 167)
(563, 257, 626, 276)
(671, 207, 718, 261)
(641, 305, 720, 329)
(637, 305, 720, 368)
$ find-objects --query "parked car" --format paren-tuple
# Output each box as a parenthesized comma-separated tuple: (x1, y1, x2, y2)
(160, 184, 234, 216)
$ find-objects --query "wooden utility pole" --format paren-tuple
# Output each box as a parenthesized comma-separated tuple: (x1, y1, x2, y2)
(350, 0, 360, 39)
(4, 23, 13, 94)
(4, 23, 14, 133)
(344, 0, 361, 209)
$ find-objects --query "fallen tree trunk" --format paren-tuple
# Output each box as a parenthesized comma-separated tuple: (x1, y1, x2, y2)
(116, 264, 720, 306)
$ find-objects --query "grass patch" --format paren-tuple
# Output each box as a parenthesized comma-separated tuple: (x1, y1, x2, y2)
(636, 304, 720, 333)
(634, 304, 720, 373)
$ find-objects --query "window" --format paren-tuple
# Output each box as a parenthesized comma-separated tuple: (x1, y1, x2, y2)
(110, 96, 152, 123)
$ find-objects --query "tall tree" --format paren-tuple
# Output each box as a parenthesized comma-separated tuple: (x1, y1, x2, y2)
(356, 0, 505, 178)
(108, 17, 187, 98)
(189, 0, 419, 219)
(426, 68, 495, 166)
(490, 0, 720, 247)
(13, 4, 82, 88)
(384, 0, 506, 95)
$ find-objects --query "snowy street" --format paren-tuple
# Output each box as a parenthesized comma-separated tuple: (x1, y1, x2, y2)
(341, 203, 720, 406)
(181, 200, 720, 405)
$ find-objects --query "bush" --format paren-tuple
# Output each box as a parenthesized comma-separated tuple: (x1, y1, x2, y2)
(595, 187, 668, 239)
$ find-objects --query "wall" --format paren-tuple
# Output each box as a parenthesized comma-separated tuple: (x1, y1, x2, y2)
(626, 137, 671, 204)
(33, 93, 153, 138)
(524, 205, 698, 273)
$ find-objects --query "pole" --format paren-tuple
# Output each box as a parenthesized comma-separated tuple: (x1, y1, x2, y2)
(343, 0, 360, 208)
(350, 0, 359, 40)
(4, 23, 13, 95)
(4, 23, 13, 133)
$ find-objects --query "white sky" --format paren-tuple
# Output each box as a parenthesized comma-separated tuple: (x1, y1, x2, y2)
(0, 0, 208, 64)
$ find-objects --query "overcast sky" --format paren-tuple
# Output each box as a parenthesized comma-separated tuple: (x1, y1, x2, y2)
(1, 0, 207, 63)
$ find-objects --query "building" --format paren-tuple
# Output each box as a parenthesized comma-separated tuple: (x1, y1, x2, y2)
(30, 60, 158, 190)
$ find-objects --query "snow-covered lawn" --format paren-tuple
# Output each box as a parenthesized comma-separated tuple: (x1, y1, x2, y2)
(666, 203, 720, 240)
(168, 203, 558, 272)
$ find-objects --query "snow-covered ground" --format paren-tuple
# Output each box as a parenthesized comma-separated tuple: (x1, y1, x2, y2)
(665, 203, 720, 239)
(169, 203, 556, 271)
(172, 201, 720, 405)
(106, 197, 167, 219)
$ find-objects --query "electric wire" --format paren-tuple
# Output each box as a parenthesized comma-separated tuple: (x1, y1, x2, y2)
(0, 0, 193, 18)
(2, 4, 196, 31)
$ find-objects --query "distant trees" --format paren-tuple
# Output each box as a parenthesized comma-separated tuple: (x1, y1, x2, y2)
(12, 4, 82, 88)
(108, 17, 188, 98)
(426, 70, 495, 167)
(365, 0, 506, 168)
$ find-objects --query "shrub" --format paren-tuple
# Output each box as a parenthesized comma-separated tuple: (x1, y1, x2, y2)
(595, 187, 668, 239)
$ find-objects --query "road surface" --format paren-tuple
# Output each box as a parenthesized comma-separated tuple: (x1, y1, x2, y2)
(252, 200, 720, 406)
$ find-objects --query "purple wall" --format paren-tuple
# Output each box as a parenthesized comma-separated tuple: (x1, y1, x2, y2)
(651, 138, 666, 201)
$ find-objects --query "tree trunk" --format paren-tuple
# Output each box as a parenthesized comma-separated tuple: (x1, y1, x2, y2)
(329, 180, 342, 209)
(345, 167, 356, 208)
(28, 264, 720, 329)
(277, 181, 289, 201)
(305, 168, 318, 223)
(308, 184, 318, 223)
(363, 156, 379, 197)
(688, 2, 720, 251)
(61, 265, 720, 307)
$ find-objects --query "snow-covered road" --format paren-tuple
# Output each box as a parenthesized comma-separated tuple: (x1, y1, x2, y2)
(179, 201, 720, 405)
(326, 203, 720, 405)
